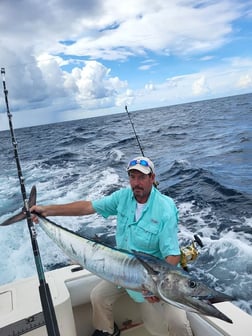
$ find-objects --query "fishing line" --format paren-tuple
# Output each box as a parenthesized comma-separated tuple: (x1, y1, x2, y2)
(1, 68, 60, 336)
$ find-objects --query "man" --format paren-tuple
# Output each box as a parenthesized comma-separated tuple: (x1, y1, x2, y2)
(31, 157, 193, 336)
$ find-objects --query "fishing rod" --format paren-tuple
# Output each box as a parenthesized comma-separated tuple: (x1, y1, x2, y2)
(1, 68, 60, 336)
(124, 105, 204, 269)
(125, 105, 159, 188)
(125, 105, 145, 156)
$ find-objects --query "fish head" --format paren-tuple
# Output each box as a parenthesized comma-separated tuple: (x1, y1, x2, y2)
(157, 268, 233, 323)
(132, 250, 233, 323)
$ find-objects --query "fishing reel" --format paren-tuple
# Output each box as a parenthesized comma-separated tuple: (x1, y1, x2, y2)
(180, 234, 203, 272)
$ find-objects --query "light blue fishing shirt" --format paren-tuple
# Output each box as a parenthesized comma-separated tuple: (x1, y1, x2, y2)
(92, 186, 180, 302)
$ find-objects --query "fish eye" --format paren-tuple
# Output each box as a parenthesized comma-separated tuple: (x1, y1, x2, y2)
(188, 280, 197, 288)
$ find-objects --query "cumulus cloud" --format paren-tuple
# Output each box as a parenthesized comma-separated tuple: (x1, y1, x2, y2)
(68, 61, 128, 108)
(0, 0, 251, 129)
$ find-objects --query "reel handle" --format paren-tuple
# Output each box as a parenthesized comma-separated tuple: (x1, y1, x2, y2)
(194, 234, 204, 248)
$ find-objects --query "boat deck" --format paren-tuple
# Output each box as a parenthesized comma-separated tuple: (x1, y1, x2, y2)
(1, 265, 252, 336)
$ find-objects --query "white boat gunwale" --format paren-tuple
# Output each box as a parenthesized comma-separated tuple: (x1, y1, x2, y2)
(0, 265, 252, 336)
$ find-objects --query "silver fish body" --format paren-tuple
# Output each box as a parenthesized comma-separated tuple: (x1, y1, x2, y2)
(38, 215, 233, 324)
(0, 186, 234, 323)
(38, 215, 153, 291)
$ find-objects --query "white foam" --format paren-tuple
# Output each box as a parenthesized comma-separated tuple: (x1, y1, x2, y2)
(0, 165, 124, 285)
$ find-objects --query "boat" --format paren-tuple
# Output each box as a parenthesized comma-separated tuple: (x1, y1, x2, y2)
(1, 263, 252, 336)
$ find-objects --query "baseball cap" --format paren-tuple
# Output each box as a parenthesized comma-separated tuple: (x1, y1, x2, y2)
(127, 156, 155, 174)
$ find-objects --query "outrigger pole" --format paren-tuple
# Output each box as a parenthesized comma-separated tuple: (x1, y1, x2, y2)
(1, 68, 60, 336)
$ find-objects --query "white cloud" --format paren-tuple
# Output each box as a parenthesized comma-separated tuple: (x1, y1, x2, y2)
(145, 83, 156, 91)
(192, 76, 210, 95)
(200, 55, 215, 61)
(0, 0, 243, 59)
(130, 59, 252, 110)
(236, 74, 252, 88)
(0, 0, 251, 130)
(69, 61, 128, 108)
(62, 0, 242, 59)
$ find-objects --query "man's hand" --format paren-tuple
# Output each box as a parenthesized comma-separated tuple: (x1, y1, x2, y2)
(142, 290, 160, 303)
(30, 205, 47, 223)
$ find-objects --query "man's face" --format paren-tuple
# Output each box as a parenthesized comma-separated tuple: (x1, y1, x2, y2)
(128, 170, 155, 203)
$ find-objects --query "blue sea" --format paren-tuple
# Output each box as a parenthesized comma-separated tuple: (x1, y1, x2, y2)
(0, 93, 251, 315)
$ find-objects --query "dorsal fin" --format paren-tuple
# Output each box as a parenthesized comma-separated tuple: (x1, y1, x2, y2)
(132, 250, 160, 275)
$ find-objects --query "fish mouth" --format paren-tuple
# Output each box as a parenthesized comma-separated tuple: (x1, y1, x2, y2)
(185, 294, 234, 324)
(193, 290, 234, 304)
(157, 282, 233, 324)
(207, 295, 233, 304)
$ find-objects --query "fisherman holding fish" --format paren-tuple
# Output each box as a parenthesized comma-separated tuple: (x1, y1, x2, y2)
(31, 157, 193, 336)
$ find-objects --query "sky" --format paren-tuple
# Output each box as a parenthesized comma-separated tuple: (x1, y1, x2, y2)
(0, 0, 252, 130)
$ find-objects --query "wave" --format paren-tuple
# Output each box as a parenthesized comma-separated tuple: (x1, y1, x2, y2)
(159, 160, 252, 241)
(59, 136, 94, 146)
(162, 160, 251, 204)
(42, 152, 80, 166)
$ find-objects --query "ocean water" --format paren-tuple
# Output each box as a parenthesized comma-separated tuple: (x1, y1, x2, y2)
(0, 93, 251, 316)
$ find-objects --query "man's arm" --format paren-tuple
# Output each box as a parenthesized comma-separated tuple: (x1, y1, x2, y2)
(30, 200, 95, 220)
(165, 255, 180, 266)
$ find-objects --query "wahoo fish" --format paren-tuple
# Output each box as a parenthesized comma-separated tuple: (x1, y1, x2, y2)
(1, 186, 233, 323)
